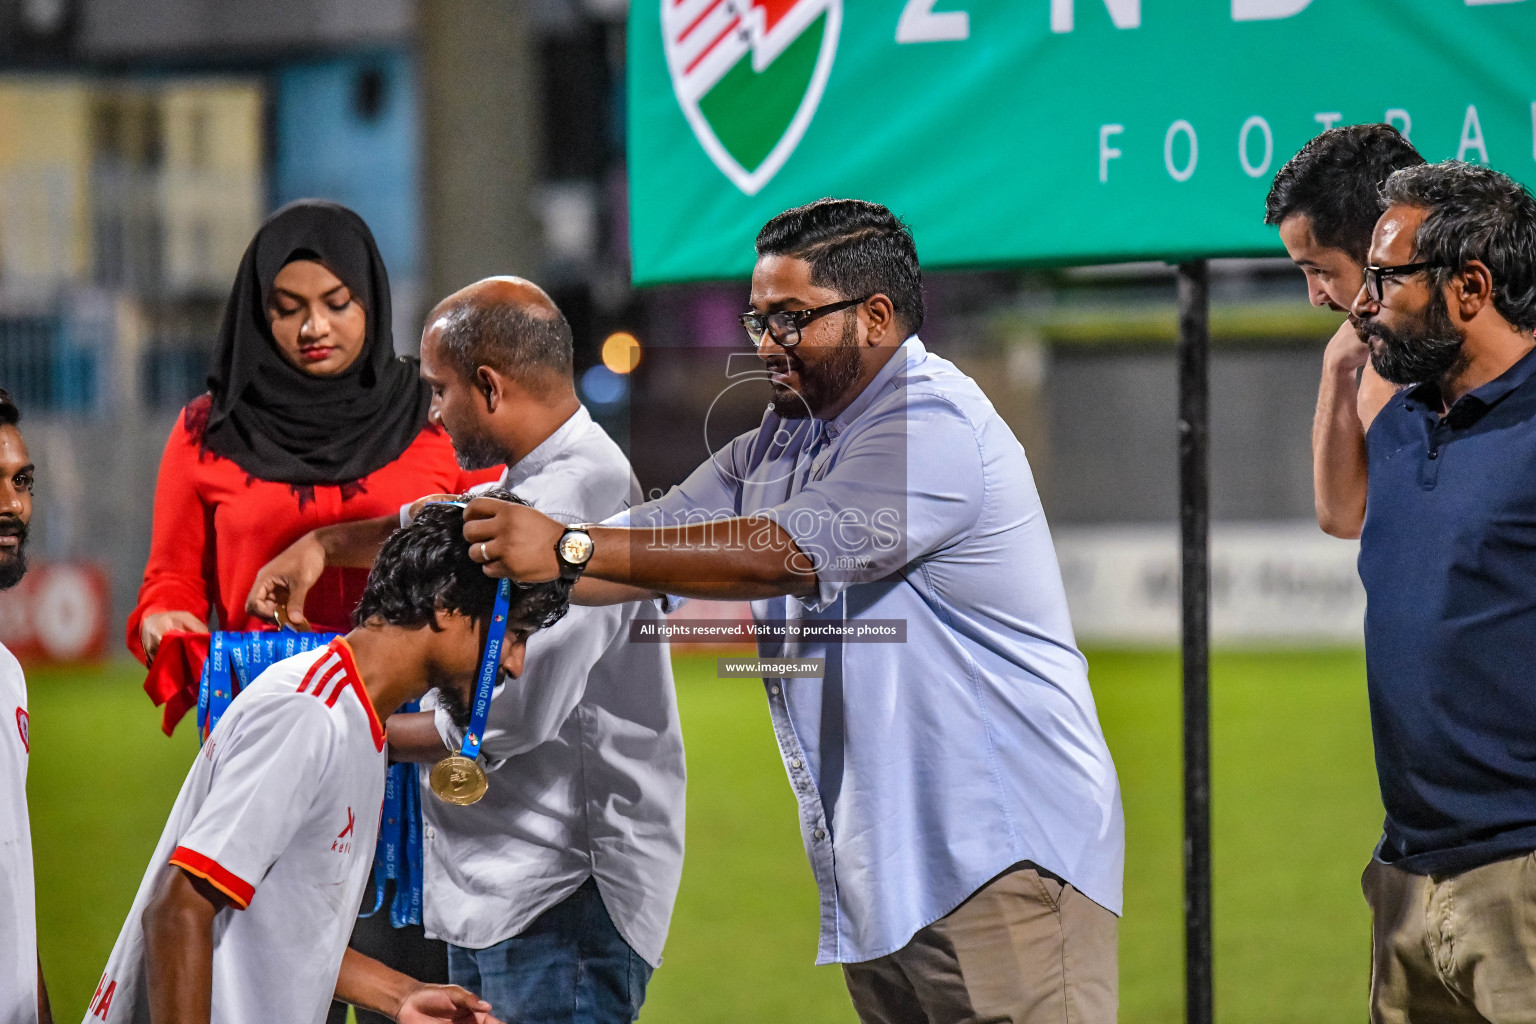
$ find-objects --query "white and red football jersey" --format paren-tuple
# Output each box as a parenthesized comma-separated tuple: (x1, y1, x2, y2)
(84, 639, 386, 1024)
(0, 640, 37, 1024)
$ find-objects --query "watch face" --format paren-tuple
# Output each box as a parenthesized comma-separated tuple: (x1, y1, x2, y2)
(559, 531, 594, 566)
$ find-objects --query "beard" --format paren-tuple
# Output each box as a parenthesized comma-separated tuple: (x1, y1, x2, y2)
(0, 517, 27, 591)
(1366, 291, 1468, 387)
(450, 426, 505, 471)
(434, 669, 511, 732)
(768, 313, 864, 419)
(436, 684, 473, 731)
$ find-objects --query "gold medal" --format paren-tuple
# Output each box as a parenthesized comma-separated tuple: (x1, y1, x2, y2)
(275, 600, 310, 633)
(429, 754, 488, 806)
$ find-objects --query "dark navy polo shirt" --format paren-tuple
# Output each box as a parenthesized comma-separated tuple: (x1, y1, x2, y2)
(1360, 344, 1536, 875)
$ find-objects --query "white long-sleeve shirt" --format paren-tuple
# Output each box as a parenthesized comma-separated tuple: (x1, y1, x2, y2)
(418, 406, 686, 965)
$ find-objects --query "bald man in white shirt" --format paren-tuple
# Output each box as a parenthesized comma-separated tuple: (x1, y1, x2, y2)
(249, 279, 684, 1024)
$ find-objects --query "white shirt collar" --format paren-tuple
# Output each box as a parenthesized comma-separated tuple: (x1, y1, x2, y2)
(502, 405, 593, 490)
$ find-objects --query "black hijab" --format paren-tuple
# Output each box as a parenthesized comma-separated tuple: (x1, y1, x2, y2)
(201, 200, 431, 485)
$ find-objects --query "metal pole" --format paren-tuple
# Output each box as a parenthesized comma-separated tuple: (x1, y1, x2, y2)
(420, 0, 543, 320)
(1177, 259, 1213, 1024)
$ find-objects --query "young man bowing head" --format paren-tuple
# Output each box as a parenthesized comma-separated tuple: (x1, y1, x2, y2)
(1264, 123, 1424, 539)
(85, 491, 570, 1024)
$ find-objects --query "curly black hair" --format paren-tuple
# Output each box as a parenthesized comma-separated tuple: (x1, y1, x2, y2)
(0, 389, 17, 427)
(353, 487, 573, 632)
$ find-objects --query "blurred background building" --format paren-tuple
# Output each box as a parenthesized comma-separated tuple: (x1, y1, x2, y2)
(0, 0, 1360, 655)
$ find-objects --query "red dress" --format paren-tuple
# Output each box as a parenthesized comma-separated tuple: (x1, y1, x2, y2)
(127, 394, 497, 665)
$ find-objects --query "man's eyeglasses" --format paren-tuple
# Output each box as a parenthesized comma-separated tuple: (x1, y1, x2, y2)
(1363, 262, 1441, 303)
(739, 296, 871, 348)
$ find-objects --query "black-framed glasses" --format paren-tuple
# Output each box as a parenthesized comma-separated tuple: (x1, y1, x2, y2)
(739, 296, 871, 348)
(1363, 261, 1441, 303)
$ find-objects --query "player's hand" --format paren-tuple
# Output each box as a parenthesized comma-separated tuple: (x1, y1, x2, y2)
(462, 496, 564, 583)
(246, 532, 327, 628)
(394, 984, 503, 1024)
(1323, 317, 1371, 376)
(140, 610, 209, 663)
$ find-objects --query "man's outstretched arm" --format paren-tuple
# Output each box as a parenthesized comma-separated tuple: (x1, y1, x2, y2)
(462, 498, 817, 601)
(143, 866, 226, 1024)
(248, 494, 466, 624)
(245, 515, 399, 626)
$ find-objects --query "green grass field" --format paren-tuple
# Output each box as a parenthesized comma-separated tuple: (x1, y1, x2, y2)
(29, 648, 1380, 1022)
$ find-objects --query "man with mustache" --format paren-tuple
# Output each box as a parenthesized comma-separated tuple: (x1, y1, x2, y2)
(1349, 161, 1536, 1023)
(0, 389, 51, 1023)
(464, 199, 1125, 1024)
(1264, 124, 1424, 538)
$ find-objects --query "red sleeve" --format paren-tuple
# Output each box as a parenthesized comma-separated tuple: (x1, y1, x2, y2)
(168, 846, 254, 909)
(126, 408, 215, 665)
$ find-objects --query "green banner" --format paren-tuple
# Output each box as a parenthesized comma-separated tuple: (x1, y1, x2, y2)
(627, 0, 1536, 284)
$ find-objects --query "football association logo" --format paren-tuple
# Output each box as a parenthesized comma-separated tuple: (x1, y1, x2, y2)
(663, 0, 842, 195)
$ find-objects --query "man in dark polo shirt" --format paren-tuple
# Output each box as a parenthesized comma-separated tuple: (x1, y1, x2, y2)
(1351, 160, 1536, 1023)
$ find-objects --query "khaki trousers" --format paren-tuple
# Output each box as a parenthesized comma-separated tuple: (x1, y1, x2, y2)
(842, 863, 1118, 1024)
(1364, 851, 1536, 1023)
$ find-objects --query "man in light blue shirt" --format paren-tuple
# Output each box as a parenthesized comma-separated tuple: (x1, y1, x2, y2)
(464, 200, 1124, 1023)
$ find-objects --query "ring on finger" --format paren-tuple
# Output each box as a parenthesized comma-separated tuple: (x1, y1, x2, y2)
(477, 541, 488, 562)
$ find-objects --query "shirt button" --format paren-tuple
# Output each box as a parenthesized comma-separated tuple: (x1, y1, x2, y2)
(769, 685, 781, 696)
(813, 828, 826, 840)
(791, 757, 803, 769)
(425, 826, 435, 840)
(1428, 449, 1439, 460)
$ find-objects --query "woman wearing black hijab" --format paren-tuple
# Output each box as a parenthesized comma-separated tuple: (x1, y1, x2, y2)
(129, 200, 496, 665)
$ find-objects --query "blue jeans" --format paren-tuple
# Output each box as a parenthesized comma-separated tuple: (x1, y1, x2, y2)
(448, 878, 654, 1024)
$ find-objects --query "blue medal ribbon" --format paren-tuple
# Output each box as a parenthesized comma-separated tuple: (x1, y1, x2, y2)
(199, 629, 338, 739)
(365, 709, 423, 927)
(459, 577, 513, 762)
(365, 575, 512, 924)
(415, 496, 510, 762)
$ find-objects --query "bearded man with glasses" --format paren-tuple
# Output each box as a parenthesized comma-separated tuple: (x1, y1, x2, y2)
(461, 198, 1125, 1024)
(1349, 161, 1536, 1024)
